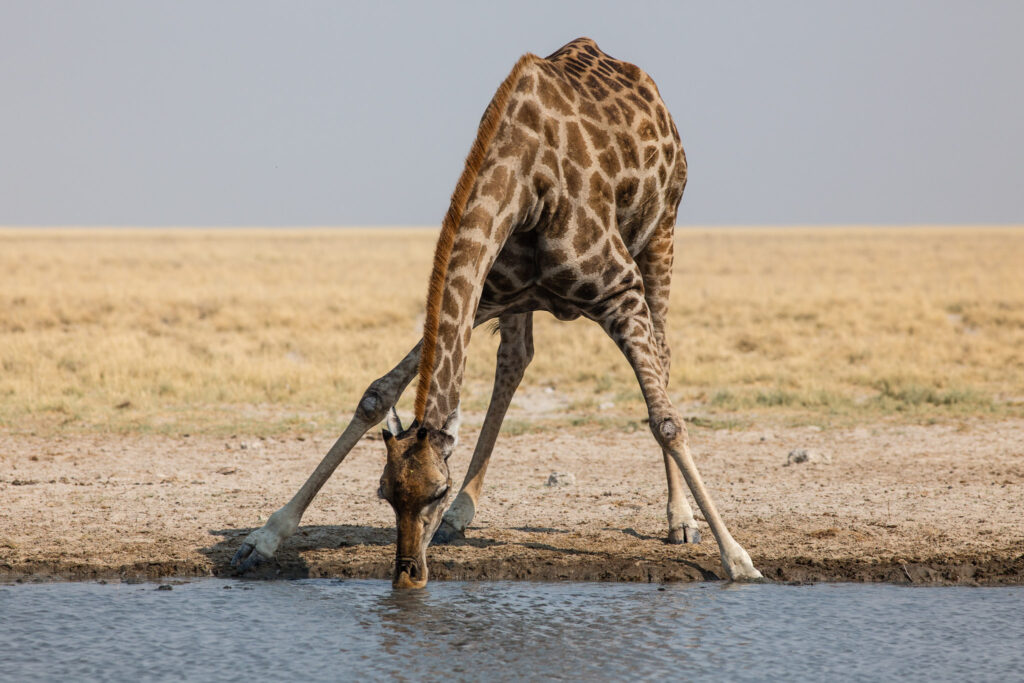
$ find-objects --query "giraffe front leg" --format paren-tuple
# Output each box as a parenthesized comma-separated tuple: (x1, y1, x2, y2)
(231, 342, 421, 572)
(433, 314, 533, 544)
(663, 450, 701, 544)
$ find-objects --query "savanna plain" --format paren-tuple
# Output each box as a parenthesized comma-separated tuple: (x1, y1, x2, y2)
(1, 227, 1022, 584)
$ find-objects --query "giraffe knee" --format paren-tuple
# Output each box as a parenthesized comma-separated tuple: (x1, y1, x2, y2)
(355, 380, 391, 424)
(651, 414, 687, 446)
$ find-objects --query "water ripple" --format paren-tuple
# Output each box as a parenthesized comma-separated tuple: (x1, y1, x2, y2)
(1, 580, 1022, 681)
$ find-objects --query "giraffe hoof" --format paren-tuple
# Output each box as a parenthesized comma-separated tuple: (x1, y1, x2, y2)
(431, 521, 465, 545)
(231, 542, 269, 573)
(667, 526, 701, 544)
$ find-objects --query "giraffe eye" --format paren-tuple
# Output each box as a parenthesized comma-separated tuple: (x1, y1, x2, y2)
(377, 484, 386, 500)
(428, 485, 450, 503)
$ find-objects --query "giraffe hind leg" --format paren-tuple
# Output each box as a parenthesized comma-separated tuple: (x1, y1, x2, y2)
(589, 284, 761, 580)
(636, 220, 700, 544)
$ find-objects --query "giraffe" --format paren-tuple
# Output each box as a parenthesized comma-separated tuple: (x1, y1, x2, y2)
(232, 37, 762, 587)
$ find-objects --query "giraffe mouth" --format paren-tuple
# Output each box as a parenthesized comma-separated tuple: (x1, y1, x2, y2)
(393, 555, 426, 588)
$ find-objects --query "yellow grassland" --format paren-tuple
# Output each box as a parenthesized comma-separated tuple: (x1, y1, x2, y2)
(1, 227, 1022, 434)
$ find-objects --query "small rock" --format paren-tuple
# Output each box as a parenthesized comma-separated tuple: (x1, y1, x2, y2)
(156, 584, 173, 591)
(786, 448, 832, 465)
(546, 472, 576, 486)
(217, 467, 237, 475)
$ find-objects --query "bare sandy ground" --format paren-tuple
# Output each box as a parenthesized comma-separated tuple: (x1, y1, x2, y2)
(2, 420, 1022, 585)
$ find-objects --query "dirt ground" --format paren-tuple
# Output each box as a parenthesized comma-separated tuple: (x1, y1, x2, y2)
(2, 420, 1022, 585)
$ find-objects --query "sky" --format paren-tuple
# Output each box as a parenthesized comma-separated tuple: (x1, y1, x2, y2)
(2, 1, 1022, 226)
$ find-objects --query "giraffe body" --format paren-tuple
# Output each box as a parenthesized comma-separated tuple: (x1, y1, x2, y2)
(232, 38, 761, 587)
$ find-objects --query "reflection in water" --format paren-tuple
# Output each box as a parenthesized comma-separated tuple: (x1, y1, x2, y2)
(2, 579, 1023, 681)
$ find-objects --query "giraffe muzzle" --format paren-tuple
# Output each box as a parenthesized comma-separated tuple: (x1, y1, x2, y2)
(393, 556, 427, 589)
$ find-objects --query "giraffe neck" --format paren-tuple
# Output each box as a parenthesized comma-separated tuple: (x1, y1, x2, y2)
(419, 170, 528, 427)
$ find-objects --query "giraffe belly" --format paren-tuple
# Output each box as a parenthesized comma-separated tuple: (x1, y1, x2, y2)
(477, 287, 583, 323)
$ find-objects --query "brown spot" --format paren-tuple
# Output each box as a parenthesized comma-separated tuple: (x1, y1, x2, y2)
(449, 237, 486, 274)
(562, 159, 582, 197)
(616, 99, 635, 125)
(579, 99, 602, 121)
(481, 166, 510, 200)
(461, 205, 492, 233)
(599, 73, 623, 92)
(436, 356, 452, 389)
(656, 105, 669, 137)
(515, 99, 541, 132)
(588, 172, 614, 224)
(598, 149, 621, 177)
(515, 73, 535, 94)
(584, 74, 609, 99)
(577, 254, 605, 276)
(615, 177, 639, 207)
(547, 201, 572, 238)
(602, 265, 620, 286)
(658, 164, 667, 185)
(603, 105, 621, 124)
(520, 138, 539, 175)
(581, 120, 610, 150)
(494, 213, 514, 243)
(441, 291, 460, 320)
(637, 85, 654, 102)
(662, 143, 675, 164)
(537, 77, 573, 116)
(543, 247, 569, 267)
(542, 119, 560, 149)
(438, 320, 458, 344)
(616, 132, 639, 168)
(565, 121, 591, 168)
(638, 121, 657, 141)
(575, 281, 599, 300)
(496, 124, 529, 159)
(643, 146, 659, 169)
(534, 171, 555, 197)
(573, 214, 602, 254)
(627, 93, 650, 114)
(517, 183, 534, 217)
(554, 75, 577, 103)
(540, 149, 559, 174)
(449, 275, 473, 305)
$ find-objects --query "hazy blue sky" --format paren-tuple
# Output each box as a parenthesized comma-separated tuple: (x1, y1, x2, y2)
(2, 1, 1022, 226)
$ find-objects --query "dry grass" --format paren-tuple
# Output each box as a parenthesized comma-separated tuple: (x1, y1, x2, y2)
(2, 227, 1022, 434)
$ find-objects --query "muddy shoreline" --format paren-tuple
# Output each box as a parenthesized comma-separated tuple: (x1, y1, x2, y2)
(2, 421, 1023, 586)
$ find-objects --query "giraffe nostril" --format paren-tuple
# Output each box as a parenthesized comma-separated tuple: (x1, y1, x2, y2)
(395, 556, 419, 579)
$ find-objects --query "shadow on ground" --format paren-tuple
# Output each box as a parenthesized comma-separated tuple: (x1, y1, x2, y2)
(200, 523, 722, 582)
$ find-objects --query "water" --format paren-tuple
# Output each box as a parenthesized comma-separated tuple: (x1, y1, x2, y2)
(1, 580, 1022, 682)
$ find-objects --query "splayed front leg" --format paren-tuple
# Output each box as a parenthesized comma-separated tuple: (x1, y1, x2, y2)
(230, 343, 421, 573)
(231, 506, 300, 571)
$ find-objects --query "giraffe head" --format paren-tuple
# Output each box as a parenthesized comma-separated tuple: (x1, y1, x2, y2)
(377, 405, 459, 589)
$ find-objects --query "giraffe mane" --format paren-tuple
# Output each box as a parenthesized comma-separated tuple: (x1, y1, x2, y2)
(413, 52, 542, 423)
